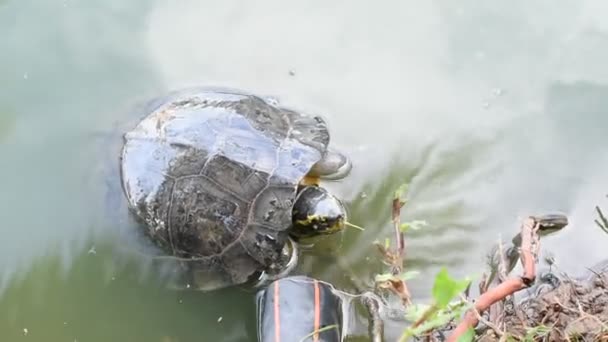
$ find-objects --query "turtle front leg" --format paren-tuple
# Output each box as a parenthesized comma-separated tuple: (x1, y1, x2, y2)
(308, 149, 352, 180)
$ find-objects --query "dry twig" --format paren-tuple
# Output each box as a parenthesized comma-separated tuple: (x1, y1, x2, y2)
(375, 193, 413, 306)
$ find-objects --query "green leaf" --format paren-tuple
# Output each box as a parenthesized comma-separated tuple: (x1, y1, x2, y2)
(400, 220, 428, 232)
(403, 307, 458, 338)
(432, 267, 471, 308)
(374, 273, 394, 283)
(394, 183, 409, 202)
(384, 237, 390, 249)
(400, 270, 420, 281)
(457, 327, 475, 342)
(408, 310, 451, 335)
(404, 303, 431, 321)
(523, 324, 551, 341)
(375, 270, 419, 283)
(401, 301, 472, 341)
(409, 220, 428, 230)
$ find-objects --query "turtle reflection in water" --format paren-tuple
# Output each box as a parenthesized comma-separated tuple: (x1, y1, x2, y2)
(115, 87, 352, 291)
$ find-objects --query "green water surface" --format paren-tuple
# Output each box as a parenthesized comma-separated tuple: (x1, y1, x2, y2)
(2, 1, 608, 341)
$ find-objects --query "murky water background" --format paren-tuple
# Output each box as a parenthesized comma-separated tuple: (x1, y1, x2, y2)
(2, 0, 608, 341)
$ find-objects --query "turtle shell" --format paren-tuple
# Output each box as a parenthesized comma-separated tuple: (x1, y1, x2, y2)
(120, 87, 331, 290)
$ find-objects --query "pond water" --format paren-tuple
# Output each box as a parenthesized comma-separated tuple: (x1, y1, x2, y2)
(2, 0, 608, 341)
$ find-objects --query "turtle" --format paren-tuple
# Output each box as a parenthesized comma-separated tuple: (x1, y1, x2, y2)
(483, 213, 569, 290)
(113, 87, 352, 291)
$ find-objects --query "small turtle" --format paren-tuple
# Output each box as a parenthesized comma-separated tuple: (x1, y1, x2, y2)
(110, 87, 352, 291)
(484, 213, 569, 289)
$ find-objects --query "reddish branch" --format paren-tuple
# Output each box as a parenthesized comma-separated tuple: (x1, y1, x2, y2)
(446, 217, 541, 342)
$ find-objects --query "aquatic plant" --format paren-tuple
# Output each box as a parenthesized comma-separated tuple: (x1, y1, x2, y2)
(370, 183, 475, 341)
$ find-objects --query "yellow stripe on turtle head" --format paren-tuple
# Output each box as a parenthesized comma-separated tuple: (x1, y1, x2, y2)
(293, 214, 345, 236)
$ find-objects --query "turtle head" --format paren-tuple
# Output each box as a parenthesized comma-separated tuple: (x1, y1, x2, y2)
(290, 186, 347, 238)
